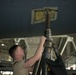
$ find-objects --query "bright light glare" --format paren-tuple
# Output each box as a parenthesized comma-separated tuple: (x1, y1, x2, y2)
(1, 71, 13, 74)
(1, 44, 5, 46)
(66, 64, 76, 70)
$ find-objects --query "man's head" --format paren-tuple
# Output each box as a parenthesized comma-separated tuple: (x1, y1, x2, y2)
(9, 45, 25, 59)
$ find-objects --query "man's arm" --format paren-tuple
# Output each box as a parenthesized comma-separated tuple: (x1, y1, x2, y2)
(24, 36, 46, 68)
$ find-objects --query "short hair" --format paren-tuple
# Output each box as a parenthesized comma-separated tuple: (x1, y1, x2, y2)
(8, 45, 19, 58)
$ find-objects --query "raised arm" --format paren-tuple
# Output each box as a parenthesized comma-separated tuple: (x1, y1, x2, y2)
(24, 36, 46, 68)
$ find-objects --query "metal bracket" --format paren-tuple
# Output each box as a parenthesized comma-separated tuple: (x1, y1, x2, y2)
(60, 36, 76, 55)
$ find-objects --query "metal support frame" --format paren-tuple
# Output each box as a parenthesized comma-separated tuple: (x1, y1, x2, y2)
(14, 38, 30, 50)
(24, 38, 30, 51)
(14, 38, 21, 45)
(60, 36, 76, 55)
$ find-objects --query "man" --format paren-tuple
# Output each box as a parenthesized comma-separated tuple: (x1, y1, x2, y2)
(8, 36, 46, 75)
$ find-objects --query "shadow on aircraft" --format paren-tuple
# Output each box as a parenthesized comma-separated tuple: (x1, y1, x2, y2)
(0, 0, 76, 38)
